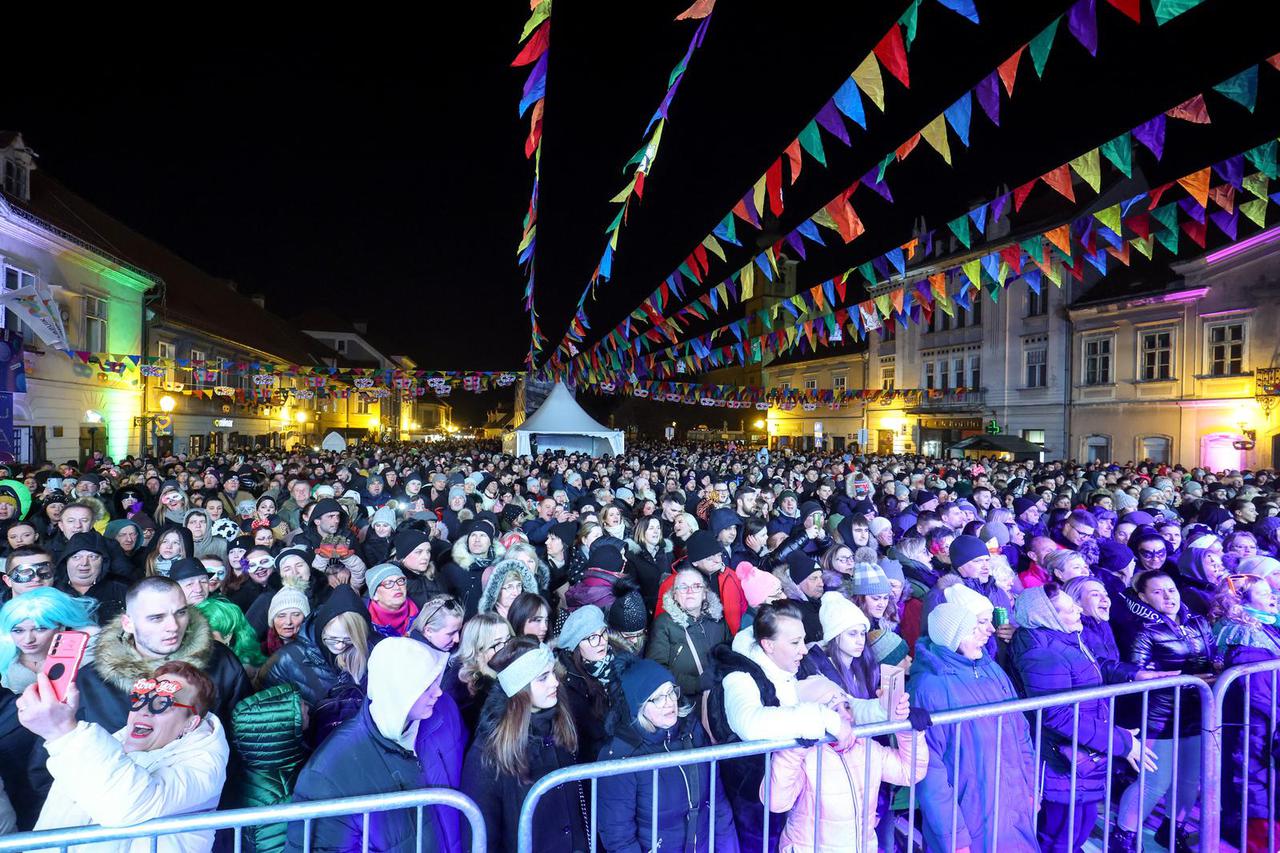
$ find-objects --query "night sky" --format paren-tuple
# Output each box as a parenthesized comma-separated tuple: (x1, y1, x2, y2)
(4, 4, 1278, 396)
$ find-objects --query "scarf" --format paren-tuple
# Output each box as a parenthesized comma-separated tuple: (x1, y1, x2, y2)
(367, 598, 420, 637)
(1245, 606, 1279, 626)
(589, 652, 616, 686)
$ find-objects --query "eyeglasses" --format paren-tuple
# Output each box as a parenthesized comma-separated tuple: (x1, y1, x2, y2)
(379, 576, 408, 588)
(128, 679, 196, 715)
(322, 634, 354, 651)
(834, 553, 855, 563)
(484, 636, 511, 655)
(584, 629, 607, 648)
(500, 580, 525, 592)
(6, 562, 54, 584)
(645, 685, 681, 707)
(674, 583, 706, 593)
(1138, 549, 1167, 559)
(619, 630, 646, 642)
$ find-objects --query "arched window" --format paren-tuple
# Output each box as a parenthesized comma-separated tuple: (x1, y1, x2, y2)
(1085, 434, 1111, 463)
(1139, 436, 1172, 465)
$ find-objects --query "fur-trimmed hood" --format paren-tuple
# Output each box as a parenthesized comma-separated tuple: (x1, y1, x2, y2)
(626, 538, 673, 557)
(659, 585, 724, 628)
(478, 558, 542, 615)
(92, 608, 216, 693)
(450, 536, 506, 571)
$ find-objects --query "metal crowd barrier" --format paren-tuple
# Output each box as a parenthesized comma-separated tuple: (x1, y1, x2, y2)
(0, 788, 485, 853)
(516, 674, 1217, 853)
(1212, 656, 1280, 853)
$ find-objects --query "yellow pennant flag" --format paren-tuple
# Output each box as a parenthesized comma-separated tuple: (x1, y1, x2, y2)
(961, 259, 982, 286)
(702, 234, 726, 261)
(1240, 198, 1268, 227)
(1069, 149, 1101, 193)
(1243, 173, 1269, 200)
(740, 262, 756, 301)
(1131, 235, 1154, 259)
(1043, 261, 1063, 288)
(874, 293, 893, 317)
(1094, 203, 1122, 234)
(752, 174, 768, 220)
(852, 55, 885, 112)
(920, 114, 952, 165)
(610, 175, 638, 203)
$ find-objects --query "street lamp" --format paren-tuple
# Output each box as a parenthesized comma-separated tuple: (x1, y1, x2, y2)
(753, 419, 765, 429)
(159, 395, 175, 413)
(295, 410, 307, 424)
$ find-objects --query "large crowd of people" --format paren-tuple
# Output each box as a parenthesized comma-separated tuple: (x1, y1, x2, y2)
(0, 439, 1278, 853)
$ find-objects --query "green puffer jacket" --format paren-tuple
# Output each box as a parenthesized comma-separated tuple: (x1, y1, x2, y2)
(223, 684, 309, 853)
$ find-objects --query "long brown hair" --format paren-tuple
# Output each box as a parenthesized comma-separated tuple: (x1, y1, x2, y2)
(483, 636, 578, 783)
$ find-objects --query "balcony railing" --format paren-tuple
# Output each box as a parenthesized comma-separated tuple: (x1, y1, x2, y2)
(908, 388, 986, 412)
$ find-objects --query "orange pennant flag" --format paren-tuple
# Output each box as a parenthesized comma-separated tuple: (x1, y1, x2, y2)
(1045, 223, 1073, 256)
(1041, 164, 1075, 201)
(896, 133, 921, 161)
(1209, 183, 1235, 213)
(998, 46, 1025, 96)
(1177, 168, 1211, 207)
(675, 0, 716, 19)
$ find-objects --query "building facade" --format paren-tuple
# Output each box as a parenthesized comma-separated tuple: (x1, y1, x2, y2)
(2, 132, 150, 463)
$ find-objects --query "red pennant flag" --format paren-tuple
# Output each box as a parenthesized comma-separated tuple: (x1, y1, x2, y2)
(835, 277, 847, 302)
(1041, 165, 1075, 201)
(896, 133, 921, 161)
(1104, 0, 1141, 22)
(1268, 54, 1280, 72)
(1209, 183, 1235, 213)
(765, 158, 784, 216)
(824, 190, 864, 243)
(1013, 178, 1038, 211)
(998, 47, 1025, 96)
(1166, 94, 1210, 125)
(1124, 213, 1152, 238)
(1000, 244, 1023, 273)
(633, 171, 646, 199)
(511, 22, 550, 66)
(1181, 219, 1207, 248)
(785, 139, 803, 185)
(693, 244, 710, 275)
(1147, 182, 1173, 210)
(874, 26, 910, 88)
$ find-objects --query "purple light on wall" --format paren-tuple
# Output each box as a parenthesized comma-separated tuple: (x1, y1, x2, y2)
(1205, 224, 1280, 265)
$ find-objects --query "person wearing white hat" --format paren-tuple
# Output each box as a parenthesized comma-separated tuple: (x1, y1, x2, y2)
(908, 598, 1038, 853)
(795, 592, 899, 726)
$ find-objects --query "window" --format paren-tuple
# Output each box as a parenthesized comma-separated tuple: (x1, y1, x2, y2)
(972, 298, 982, 325)
(1141, 436, 1172, 464)
(1022, 429, 1045, 445)
(1, 265, 37, 339)
(1025, 347, 1047, 388)
(924, 362, 935, 390)
(1085, 435, 1111, 463)
(356, 396, 372, 415)
(3, 158, 29, 200)
(1207, 321, 1245, 376)
(969, 355, 981, 390)
(335, 339, 348, 354)
(832, 375, 846, 394)
(1140, 330, 1173, 381)
(803, 378, 817, 393)
(938, 360, 949, 390)
(155, 340, 175, 383)
(1027, 288, 1047, 317)
(83, 295, 107, 352)
(1084, 337, 1112, 385)
(880, 366, 894, 391)
(953, 358, 964, 389)
(188, 348, 218, 390)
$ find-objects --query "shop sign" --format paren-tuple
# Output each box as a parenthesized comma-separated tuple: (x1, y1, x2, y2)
(920, 417, 981, 430)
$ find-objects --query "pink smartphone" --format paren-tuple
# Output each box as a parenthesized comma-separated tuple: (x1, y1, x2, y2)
(42, 630, 91, 702)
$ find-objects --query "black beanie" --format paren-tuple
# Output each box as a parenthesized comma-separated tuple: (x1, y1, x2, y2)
(948, 534, 990, 569)
(393, 528, 431, 560)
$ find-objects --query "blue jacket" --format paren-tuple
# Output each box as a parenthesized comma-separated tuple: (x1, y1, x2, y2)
(1221, 643, 1280, 843)
(908, 638, 1039, 853)
(1079, 615, 1140, 684)
(415, 694, 469, 853)
(597, 716, 739, 853)
(1010, 626, 1132, 803)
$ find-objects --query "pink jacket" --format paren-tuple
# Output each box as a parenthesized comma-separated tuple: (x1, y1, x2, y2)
(765, 732, 927, 853)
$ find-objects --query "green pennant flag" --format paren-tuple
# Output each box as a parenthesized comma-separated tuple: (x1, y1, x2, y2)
(1099, 133, 1133, 178)
(1246, 141, 1278, 180)
(1019, 235, 1045, 264)
(876, 151, 895, 184)
(1240, 198, 1269, 227)
(1131, 236, 1154, 259)
(798, 120, 827, 167)
(898, 0, 921, 49)
(1155, 227, 1179, 254)
(1150, 202, 1179, 234)
(947, 214, 972, 248)
(985, 279, 1000, 303)
(1213, 66, 1259, 113)
(1094, 204, 1122, 234)
(1029, 17, 1060, 78)
(858, 262, 876, 284)
(1243, 173, 1270, 200)
(606, 206, 625, 234)
(1151, 0, 1204, 26)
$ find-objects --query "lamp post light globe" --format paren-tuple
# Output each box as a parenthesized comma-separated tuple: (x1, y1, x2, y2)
(159, 395, 176, 413)
(295, 411, 307, 424)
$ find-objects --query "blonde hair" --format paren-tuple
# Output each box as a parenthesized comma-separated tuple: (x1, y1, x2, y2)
(327, 611, 370, 683)
(456, 612, 509, 693)
(676, 512, 700, 535)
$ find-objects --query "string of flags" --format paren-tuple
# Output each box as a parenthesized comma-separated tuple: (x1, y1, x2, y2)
(512, 0, 553, 368)
(555, 57, 1279, 382)
(580, 378, 972, 412)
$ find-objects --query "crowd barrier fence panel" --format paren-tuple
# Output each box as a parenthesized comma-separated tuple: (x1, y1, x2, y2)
(1211, 656, 1280, 853)
(516, 674, 1217, 853)
(0, 788, 485, 853)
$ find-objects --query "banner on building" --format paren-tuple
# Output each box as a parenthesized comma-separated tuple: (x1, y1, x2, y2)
(0, 283, 68, 350)
(0, 330, 26, 394)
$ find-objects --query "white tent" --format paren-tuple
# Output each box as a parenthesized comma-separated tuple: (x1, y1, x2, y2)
(505, 382, 624, 457)
(320, 431, 348, 451)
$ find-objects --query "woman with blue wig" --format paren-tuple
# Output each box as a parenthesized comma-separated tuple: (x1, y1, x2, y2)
(0, 586, 99, 695)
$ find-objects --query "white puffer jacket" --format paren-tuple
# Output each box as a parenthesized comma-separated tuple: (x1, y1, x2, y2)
(35, 714, 229, 852)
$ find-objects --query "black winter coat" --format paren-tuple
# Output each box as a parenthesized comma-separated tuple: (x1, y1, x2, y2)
(287, 705, 436, 853)
(1079, 615, 1140, 684)
(460, 690, 587, 853)
(1124, 605, 1217, 738)
(625, 541, 672, 613)
(555, 648, 634, 763)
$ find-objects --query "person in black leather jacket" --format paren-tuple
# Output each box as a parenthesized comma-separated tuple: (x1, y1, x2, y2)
(1114, 569, 1219, 853)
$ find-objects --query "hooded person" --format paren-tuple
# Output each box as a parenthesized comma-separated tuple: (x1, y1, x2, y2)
(103, 518, 147, 579)
(52, 531, 131, 623)
(908, 598, 1039, 853)
(443, 519, 506, 618)
(1010, 583, 1141, 852)
(477, 558, 542, 620)
(183, 507, 228, 563)
(289, 637, 461, 853)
